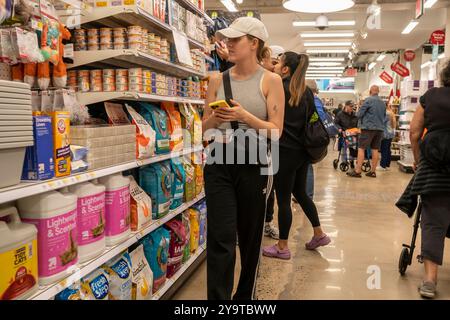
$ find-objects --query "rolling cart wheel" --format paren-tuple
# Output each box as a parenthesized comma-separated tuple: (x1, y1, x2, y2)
(399, 248, 410, 276)
(333, 159, 339, 170)
(340, 162, 349, 172)
(362, 161, 371, 172)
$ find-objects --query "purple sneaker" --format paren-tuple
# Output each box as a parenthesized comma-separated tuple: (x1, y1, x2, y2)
(305, 234, 331, 250)
(262, 244, 291, 260)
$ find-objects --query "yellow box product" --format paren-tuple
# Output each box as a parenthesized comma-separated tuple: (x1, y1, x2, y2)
(190, 104, 202, 146)
(188, 208, 199, 253)
(0, 206, 38, 300)
(52, 111, 71, 177)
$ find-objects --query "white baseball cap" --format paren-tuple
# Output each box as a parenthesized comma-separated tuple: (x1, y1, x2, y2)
(269, 45, 285, 58)
(216, 17, 269, 42)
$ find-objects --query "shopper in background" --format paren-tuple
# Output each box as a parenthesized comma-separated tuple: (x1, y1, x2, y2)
(262, 52, 330, 260)
(333, 103, 343, 117)
(347, 85, 386, 178)
(379, 104, 396, 171)
(260, 47, 274, 72)
(202, 17, 285, 300)
(403, 61, 450, 299)
(335, 100, 358, 133)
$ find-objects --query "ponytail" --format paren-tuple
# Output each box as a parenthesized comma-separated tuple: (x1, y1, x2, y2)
(282, 52, 309, 107)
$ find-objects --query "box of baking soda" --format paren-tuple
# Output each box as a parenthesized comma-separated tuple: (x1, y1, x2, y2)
(52, 111, 71, 177)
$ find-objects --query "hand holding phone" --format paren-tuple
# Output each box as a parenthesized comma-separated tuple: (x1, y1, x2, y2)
(209, 100, 231, 110)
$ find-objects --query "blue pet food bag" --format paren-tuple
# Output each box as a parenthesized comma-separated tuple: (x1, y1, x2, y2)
(137, 103, 170, 154)
(139, 161, 172, 219)
(140, 227, 170, 294)
(170, 157, 185, 210)
(194, 200, 207, 246)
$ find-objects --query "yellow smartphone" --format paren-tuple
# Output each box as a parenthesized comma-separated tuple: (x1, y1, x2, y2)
(209, 100, 231, 110)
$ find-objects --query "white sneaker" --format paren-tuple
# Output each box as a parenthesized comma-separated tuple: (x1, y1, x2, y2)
(264, 222, 280, 240)
(377, 166, 387, 171)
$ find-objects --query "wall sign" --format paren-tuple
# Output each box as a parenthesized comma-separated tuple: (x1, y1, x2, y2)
(391, 62, 410, 77)
(344, 68, 357, 77)
(403, 50, 416, 62)
(379, 71, 393, 84)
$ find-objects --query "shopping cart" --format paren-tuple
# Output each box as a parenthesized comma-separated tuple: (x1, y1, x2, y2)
(399, 199, 422, 275)
(333, 128, 371, 172)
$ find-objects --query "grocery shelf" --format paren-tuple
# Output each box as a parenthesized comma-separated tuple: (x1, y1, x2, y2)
(0, 146, 203, 204)
(76, 91, 205, 105)
(176, 0, 214, 26)
(80, 5, 205, 50)
(69, 49, 205, 78)
(152, 243, 206, 300)
(28, 192, 205, 300)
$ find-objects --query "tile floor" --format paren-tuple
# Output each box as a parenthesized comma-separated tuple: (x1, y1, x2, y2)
(173, 151, 450, 300)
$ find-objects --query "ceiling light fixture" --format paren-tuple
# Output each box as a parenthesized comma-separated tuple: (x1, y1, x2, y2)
(424, 0, 438, 9)
(308, 67, 346, 70)
(283, 0, 354, 13)
(438, 53, 445, 59)
(401, 20, 419, 34)
(220, 0, 238, 12)
(307, 70, 344, 74)
(368, 62, 377, 70)
(309, 57, 345, 62)
(293, 20, 356, 27)
(306, 49, 349, 54)
(367, 0, 381, 16)
(310, 62, 344, 66)
(236, 0, 243, 4)
(360, 31, 368, 39)
(376, 54, 386, 61)
(300, 32, 355, 38)
(306, 74, 343, 78)
(303, 41, 352, 47)
(421, 61, 432, 69)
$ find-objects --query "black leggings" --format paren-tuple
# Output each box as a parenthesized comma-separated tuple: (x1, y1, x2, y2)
(275, 148, 320, 240)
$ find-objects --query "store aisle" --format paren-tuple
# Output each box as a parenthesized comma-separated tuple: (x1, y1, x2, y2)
(173, 151, 450, 300)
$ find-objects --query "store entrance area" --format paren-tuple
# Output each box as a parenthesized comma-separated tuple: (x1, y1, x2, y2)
(174, 149, 450, 300)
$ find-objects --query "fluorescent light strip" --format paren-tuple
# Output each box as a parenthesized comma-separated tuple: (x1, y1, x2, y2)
(401, 21, 419, 34)
(303, 41, 352, 47)
(220, 0, 238, 12)
(308, 67, 345, 70)
(438, 53, 445, 59)
(307, 49, 349, 54)
(368, 62, 377, 70)
(300, 32, 355, 38)
(376, 54, 386, 62)
(424, 0, 438, 9)
(307, 70, 344, 74)
(293, 20, 355, 27)
(309, 57, 345, 62)
(421, 61, 432, 69)
(310, 62, 343, 66)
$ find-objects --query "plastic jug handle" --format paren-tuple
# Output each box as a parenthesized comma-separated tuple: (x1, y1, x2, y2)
(0, 206, 21, 224)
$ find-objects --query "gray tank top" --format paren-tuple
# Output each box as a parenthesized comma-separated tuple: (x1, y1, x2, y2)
(216, 66, 267, 132)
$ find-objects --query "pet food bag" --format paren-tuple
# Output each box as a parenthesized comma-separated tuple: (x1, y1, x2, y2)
(104, 102, 130, 125)
(188, 208, 200, 253)
(181, 212, 191, 263)
(170, 157, 185, 210)
(139, 161, 172, 219)
(182, 157, 195, 202)
(140, 227, 170, 293)
(129, 176, 152, 232)
(161, 102, 183, 151)
(179, 103, 194, 148)
(102, 251, 132, 300)
(125, 104, 156, 159)
(164, 219, 186, 278)
(191, 153, 204, 197)
(194, 201, 207, 246)
(130, 244, 153, 300)
(189, 104, 202, 146)
(138, 103, 170, 154)
(57, 269, 110, 300)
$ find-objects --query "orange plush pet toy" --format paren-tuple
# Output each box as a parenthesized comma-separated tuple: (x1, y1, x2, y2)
(53, 23, 71, 88)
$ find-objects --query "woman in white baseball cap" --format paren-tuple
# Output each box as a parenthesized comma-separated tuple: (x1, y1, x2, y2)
(202, 16, 285, 300)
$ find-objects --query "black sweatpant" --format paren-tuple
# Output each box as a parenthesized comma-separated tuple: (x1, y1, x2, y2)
(265, 187, 275, 223)
(275, 147, 320, 240)
(205, 163, 269, 300)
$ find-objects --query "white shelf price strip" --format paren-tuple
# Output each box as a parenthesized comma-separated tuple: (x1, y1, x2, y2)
(29, 192, 205, 300)
(152, 243, 207, 300)
(0, 146, 203, 204)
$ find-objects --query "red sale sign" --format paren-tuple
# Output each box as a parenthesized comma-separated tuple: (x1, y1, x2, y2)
(430, 30, 445, 45)
(404, 50, 416, 62)
(380, 71, 393, 84)
(391, 62, 410, 77)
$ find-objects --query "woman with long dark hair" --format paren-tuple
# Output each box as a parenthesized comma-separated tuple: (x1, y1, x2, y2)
(202, 17, 285, 300)
(263, 52, 330, 260)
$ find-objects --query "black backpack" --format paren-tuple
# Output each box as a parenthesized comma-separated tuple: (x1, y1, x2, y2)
(303, 91, 330, 163)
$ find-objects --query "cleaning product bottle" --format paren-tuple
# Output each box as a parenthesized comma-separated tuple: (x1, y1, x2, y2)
(98, 174, 131, 246)
(0, 205, 38, 300)
(68, 182, 106, 263)
(17, 190, 78, 286)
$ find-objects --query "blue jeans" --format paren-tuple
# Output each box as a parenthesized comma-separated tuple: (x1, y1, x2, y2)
(380, 138, 393, 168)
(307, 163, 314, 199)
